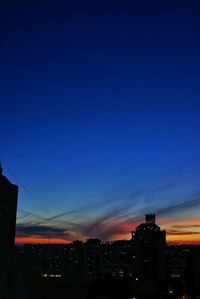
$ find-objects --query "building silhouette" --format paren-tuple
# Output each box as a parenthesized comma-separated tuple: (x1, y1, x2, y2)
(131, 214, 166, 297)
(0, 164, 26, 299)
(0, 164, 18, 268)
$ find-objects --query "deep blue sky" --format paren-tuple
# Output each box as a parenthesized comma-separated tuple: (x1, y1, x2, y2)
(1, 1, 200, 242)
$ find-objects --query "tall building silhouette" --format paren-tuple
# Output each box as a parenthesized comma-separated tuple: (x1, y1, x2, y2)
(131, 214, 166, 297)
(0, 164, 26, 299)
(0, 164, 18, 267)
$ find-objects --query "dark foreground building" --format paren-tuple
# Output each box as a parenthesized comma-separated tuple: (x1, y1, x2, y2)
(0, 165, 26, 299)
(0, 164, 18, 266)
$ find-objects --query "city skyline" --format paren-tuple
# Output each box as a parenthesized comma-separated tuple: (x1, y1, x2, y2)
(1, 1, 200, 245)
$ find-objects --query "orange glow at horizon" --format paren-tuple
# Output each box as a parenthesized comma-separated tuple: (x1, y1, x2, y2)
(15, 237, 70, 244)
(15, 235, 200, 245)
(166, 234, 200, 244)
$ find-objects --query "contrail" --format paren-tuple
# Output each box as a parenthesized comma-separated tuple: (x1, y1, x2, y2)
(156, 194, 200, 216)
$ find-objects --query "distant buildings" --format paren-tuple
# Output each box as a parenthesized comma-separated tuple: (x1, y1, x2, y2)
(16, 214, 168, 298)
(14, 203, 200, 299)
(185, 248, 200, 298)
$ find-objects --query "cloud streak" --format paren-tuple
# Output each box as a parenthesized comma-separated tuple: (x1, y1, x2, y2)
(16, 224, 72, 240)
(156, 194, 200, 217)
(167, 229, 200, 236)
(172, 224, 200, 229)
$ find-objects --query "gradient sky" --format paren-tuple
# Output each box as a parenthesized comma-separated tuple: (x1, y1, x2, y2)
(1, 0, 200, 244)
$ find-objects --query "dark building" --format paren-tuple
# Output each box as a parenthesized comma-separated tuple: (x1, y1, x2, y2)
(166, 245, 188, 297)
(84, 239, 102, 279)
(131, 214, 166, 297)
(0, 164, 26, 299)
(185, 248, 200, 298)
(0, 164, 18, 268)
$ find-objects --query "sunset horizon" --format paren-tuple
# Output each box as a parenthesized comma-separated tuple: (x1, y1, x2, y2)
(15, 214, 200, 245)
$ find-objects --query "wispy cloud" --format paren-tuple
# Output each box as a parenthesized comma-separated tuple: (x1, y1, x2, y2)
(77, 210, 127, 240)
(172, 224, 200, 229)
(156, 194, 200, 217)
(167, 229, 200, 236)
(16, 224, 72, 240)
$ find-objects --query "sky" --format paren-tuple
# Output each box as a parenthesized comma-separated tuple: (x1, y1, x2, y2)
(1, 0, 200, 244)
